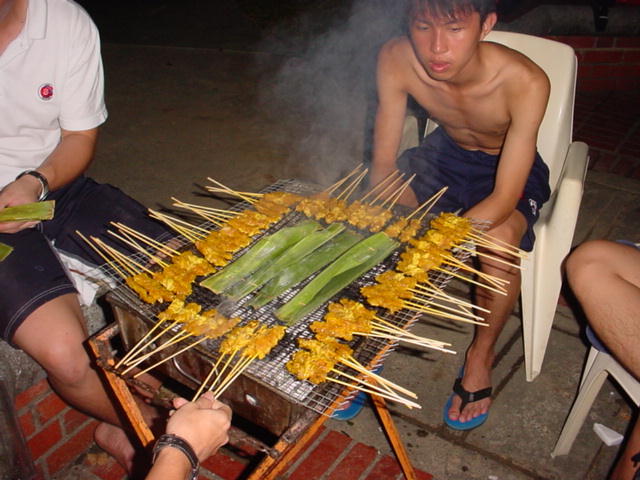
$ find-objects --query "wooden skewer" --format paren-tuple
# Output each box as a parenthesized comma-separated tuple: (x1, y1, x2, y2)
(372, 317, 452, 346)
(441, 256, 509, 289)
(206, 177, 257, 204)
(328, 377, 421, 410)
(206, 352, 237, 394)
(415, 281, 491, 314)
(121, 329, 192, 374)
(407, 290, 485, 321)
(211, 355, 256, 398)
(338, 168, 369, 201)
(107, 229, 168, 268)
(369, 173, 404, 206)
(341, 356, 418, 399)
(355, 331, 456, 354)
(148, 210, 203, 242)
(360, 170, 401, 202)
(433, 266, 507, 296)
(324, 164, 364, 196)
(120, 320, 181, 367)
(384, 174, 416, 211)
(112, 222, 182, 257)
(453, 244, 523, 270)
(76, 231, 128, 279)
(416, 186, 449, 222)
(91, 237, 147, 276)
(402, 300, 488, 325)
(171, 198, 237, 217)
(370, 324, 452, 348)
(132, 336, 208, 378)
(114, 319, 175, 369)
(203, 187, 262, 198)
(467, 231, 526, 258)
(331, 367, 399, 399)
(192, 361, 218, 401)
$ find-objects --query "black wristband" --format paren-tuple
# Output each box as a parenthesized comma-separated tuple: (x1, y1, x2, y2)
(152, 433, 199, 480)
(15, 170, 49, 201)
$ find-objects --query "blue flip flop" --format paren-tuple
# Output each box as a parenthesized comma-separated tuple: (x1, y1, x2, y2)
(331, 365, 383, 421)
(443, 368, 492, 431)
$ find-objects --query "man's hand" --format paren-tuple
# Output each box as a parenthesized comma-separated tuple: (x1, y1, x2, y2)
(166, 392, 232, 461)
(0, 175, 43, 233)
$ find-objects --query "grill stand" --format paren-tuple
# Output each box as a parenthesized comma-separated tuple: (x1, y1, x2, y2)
(88, 316, 419, 480)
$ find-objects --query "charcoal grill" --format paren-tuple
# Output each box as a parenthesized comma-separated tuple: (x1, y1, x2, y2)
(89, 179, 477, 480)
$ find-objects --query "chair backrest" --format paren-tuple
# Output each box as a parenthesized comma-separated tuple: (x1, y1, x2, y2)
(484, 31, 577, 191)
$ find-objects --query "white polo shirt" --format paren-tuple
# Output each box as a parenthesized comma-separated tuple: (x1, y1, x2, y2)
(0, 0, 108, 188)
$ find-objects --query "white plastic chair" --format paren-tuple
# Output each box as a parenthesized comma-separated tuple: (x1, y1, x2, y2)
(401, 31, 590, 381)
(552, 328, 640, 457)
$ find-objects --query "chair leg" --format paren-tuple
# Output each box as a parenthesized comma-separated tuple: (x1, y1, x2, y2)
(551, 351, 610, 457)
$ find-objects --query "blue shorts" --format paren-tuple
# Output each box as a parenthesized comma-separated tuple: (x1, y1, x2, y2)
(397, 127, 551, 252)
(0, 177, 171, 343)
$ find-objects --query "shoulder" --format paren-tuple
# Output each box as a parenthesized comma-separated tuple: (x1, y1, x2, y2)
(482, 41, 550, 101)
(378, 36, 414, 68)
(46, 0, 99, 38)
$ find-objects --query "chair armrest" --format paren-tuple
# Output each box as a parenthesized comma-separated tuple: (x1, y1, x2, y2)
(542, 141, 589, 234)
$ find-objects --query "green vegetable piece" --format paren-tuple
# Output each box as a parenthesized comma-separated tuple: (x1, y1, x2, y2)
(249, 229, 363, 308)
(0, 242, 13, 261)
(225, 223, 346, 301)
(276, 232, 399, 325)
(0, 200, 55, 222)
(200, 220, 320, 294)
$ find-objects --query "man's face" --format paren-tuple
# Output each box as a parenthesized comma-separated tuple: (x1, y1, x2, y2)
(408, 8, 492, 82)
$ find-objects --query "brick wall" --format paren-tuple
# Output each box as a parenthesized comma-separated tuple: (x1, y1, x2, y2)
(549, 35, 640, 91)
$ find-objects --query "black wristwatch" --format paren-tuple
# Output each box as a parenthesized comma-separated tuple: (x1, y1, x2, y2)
(152, 433, 199, 480)
(15, 170, 49, 201)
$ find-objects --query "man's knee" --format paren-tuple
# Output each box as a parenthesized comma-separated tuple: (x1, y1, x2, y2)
(39, 342, 93, 386)
(566, 240, 612, 285)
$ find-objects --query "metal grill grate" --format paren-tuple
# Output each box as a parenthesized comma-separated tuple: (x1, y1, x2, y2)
(99, 179, 480, 415)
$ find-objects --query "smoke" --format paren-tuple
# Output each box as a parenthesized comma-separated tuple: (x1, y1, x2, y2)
(258, 0, 407, 187)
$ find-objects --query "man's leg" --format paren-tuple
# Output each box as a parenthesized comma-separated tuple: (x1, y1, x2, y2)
(12, 294, 136, 470)
(447, 210, 527, 424)
(566, 240, 640, 480)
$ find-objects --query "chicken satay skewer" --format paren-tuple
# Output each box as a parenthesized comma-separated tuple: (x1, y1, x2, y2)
(91, 236, 150, 276)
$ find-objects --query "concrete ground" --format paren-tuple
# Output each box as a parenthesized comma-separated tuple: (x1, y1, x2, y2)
(80, 40, 640, 480)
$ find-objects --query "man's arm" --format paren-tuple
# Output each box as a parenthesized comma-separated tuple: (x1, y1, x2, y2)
(370, 40, 419, 207)
(0, 127, 98, 233)
(465, 70, 550, 227)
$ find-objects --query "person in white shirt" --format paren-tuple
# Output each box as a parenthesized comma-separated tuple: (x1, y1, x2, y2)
(0, 0, 170, 470)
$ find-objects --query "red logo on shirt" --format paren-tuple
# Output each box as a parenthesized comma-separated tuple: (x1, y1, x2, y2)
(38, 84, 54, 101)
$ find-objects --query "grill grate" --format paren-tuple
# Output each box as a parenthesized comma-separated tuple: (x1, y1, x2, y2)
(99, 179, 480, 415)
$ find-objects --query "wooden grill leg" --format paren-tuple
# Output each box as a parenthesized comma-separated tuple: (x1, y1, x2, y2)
(87, 323, 155, 448)
(371, 393, 417, 480)
(247, 408, 324, 480)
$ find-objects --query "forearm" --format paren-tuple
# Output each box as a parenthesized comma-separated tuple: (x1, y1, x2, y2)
(146, 448, 192, 480)
(464, 192, 517, 229)
(37, 128, 98, 191)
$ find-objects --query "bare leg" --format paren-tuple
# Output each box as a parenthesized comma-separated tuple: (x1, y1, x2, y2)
(13, 294, 136, 470)
(447, 210, 527, 424)
(566, 240, 640, 480)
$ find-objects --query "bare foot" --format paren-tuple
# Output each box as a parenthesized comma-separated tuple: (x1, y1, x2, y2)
(447, 347, 493, 424)
(94, 422, 135, 472)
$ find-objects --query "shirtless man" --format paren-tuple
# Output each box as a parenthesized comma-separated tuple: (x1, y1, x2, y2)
(370, 0, 551, 430)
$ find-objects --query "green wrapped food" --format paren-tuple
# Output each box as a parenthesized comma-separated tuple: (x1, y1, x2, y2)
(200, 220, 320, 294)
(0, 200, 55, 222)
(249, 229, 363, 308)
(276, 232, 399, 325)
(0, 242, 13, 262)
(225, 222, 346, 301)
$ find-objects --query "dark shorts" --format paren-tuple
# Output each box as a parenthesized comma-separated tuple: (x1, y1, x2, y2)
(0, 176, 171, 343)
(397, 127, 551, 252)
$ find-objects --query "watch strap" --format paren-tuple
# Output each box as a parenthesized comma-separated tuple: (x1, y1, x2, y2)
(152, 433, 199, 480)
(15, 170, 49, 201)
